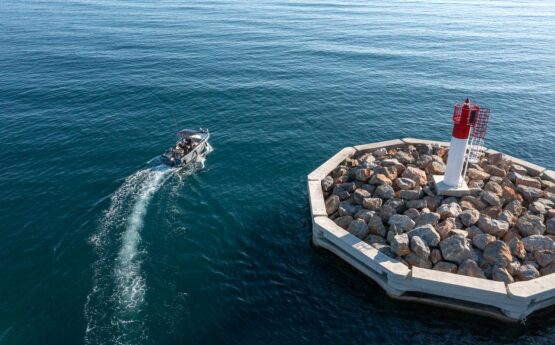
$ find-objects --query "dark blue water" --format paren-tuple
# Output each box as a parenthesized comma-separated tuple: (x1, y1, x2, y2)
(1, 1, 554, 344)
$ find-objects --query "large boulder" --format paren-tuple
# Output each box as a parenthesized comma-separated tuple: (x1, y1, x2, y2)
(407, 224, 441, 247)
(516, 214, 546, 237)
(482, 241, 513, 268)
(517, 185, 544, 203)
(534, 250, 555, 267)
(467, 168, 490, 181)
(439, 235, 473, 264)
(481, 191, 502, 207)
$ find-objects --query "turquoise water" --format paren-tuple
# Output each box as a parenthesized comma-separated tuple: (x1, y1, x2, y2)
(1, 0, 555, 344)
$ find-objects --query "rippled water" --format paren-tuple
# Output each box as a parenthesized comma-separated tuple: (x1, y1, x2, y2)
(1, 1, 554, 344)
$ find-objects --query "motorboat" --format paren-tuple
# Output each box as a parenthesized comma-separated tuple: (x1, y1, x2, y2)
(162, 128, 210, 167)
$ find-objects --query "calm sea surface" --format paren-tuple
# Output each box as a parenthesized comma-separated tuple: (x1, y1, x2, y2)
(1, 1, 554, 344)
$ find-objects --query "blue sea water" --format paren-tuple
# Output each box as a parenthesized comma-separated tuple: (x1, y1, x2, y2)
(1, 0, 554, 344)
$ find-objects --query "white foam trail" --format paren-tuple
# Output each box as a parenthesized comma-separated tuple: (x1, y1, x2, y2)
(85, 167, 170, 345)
(85, 145, 213, 345)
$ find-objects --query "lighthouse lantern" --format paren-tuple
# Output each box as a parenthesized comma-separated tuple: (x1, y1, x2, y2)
(433, 98, 490, 196)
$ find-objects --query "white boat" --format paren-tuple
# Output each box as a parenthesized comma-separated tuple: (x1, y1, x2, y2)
(161, 128, 210, 167)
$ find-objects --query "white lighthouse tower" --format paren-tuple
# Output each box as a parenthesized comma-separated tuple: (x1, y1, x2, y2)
(434, 98, 490, 196)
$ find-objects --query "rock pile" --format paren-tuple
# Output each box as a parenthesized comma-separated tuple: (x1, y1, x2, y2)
(322, 144, 555, 284)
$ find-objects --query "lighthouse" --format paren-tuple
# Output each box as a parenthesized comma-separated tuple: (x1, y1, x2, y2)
(434, 98, 490, 196)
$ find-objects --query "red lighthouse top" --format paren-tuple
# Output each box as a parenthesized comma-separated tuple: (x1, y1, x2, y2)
(452, 98, 480, 139)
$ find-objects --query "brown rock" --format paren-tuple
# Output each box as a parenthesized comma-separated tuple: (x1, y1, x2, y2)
(325, 195, 340, 215)
(482, 241, 513, 268)
(433, 261, 458, 273)
(467, 168, 490, 181)
(436, 218, 456, 240)
(427, 161, 446, 175)
(369, 173, 392, 186)
(402, 167, 427, 186)
(508, 237, 526, 260)
(516, 175, 542, 189)
(458, 259, 486, 279)
(485, 165, 507, 177)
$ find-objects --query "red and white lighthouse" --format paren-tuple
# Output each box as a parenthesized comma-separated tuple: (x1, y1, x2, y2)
(434, 98, 490, 195)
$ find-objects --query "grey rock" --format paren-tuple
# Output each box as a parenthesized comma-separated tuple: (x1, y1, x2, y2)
(541, 263, 555, 276)
(547, 217, 555, 235)
(404, 252, 432, 269)
(325, 195, 340, 215)
(534, 250, 555, 267)
(484, 181, 503, 196)
(395, 150, 414, 165)
(415, 212, 441, 227)
(516, 264, 540, 281)
(334, 216, 353, 229)
(529, 201, 547, 215)
(482, 241, 513, 268)
(517, 185, 544, 203)
(459, 209, 480, 227)
(511, 164, 528, 175)
(354, 209, 374, 223)
(492, 266, 514, 284)
(388, 214, 416, 233)
(522, 235, 555, 253)
(505, 200, 523, 216)
(437, 202, 462, 219)
(384, 198, 406, 213)
(407, 224, 441, 247)
(354, 168, 373, 183)
(439, 235, 473, 264)
(406, 199, 427, 209)
(379, 205, 397, 223)
(481, 191, 502, 206)
(404, 208, 421, 220)
(365, 235, 386, 245)
(395, 177, 417, 190)
(477, 215, 509, 237)
(391, 233, 410, 256)
(373, 147, 388, 158)
(427, 160, 445, 175)
(348, 219, 369, 239)
(368, 214, 387, 237)
(516, 214, 546, 237)
(410, 236, 430, 258)
(400, 188, 423, 200)
(458, 259, 486, 279)
(472, 233, 496, 250)
(435, 217, 456, 240)
(374, 184, 395, 200)
(338, 201, 361, 217)
(372, 243, 394, 258)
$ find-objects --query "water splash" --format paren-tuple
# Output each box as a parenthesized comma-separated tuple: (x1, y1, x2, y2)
(85, 147, 212, 345)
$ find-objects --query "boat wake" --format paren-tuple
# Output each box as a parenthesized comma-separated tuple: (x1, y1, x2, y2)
(84, 146, 212, 345)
